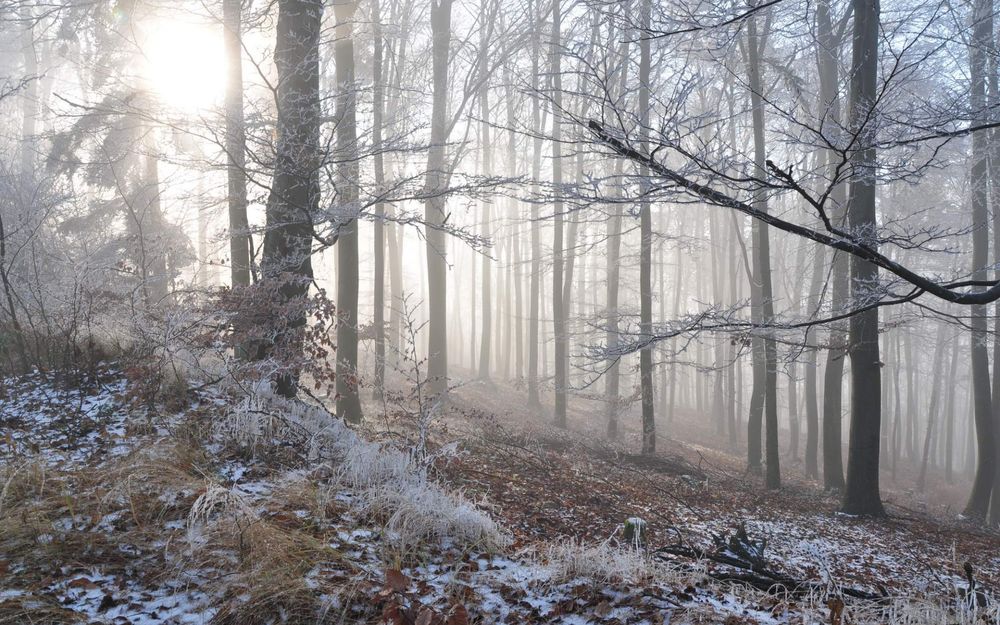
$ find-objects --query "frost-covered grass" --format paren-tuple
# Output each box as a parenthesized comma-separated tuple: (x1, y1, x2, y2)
(545, 538, 695, 587)
(214, 384, 511, 554)
(336, 439, 510, 552)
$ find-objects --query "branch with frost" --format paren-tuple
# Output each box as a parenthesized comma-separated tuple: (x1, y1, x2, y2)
(576, 285, 922, 383)
(586, 119, 1000, 306)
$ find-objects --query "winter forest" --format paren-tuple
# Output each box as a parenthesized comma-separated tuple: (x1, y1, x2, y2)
(5, 0, 1000, 622)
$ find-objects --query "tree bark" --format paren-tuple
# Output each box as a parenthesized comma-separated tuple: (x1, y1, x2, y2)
(966, 0, 998, 521)
(424, 0, 453, 398)
(333, 0, 363, 423)
(371, 0, 386, 400)
(527, 0, 542, 408)
(817, 0, 847, 492)
(917, 324, 947, 492)
(551, 0, 567, 428)
(224, 0, 251, 289)
(639, 0, 655, 455)
(746, 12, 780, 489)
(477, 1, 494, 380)
(259, 0, 321, 398)
(945, 332, 960, 484)
(804, 241, 826, 478)
(841, 0, 885, 517)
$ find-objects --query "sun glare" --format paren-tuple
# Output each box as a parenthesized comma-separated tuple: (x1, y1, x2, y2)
(144, 19, 225, 112)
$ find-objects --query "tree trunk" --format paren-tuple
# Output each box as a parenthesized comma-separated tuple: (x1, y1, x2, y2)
(638, 0, 655, 455)
(224, 0, 251, 289)
(917, 324, 948, 492)
(371, 0, 386, 400)
(528, 0, 542, 408)
(551, 0, 567, 427)
(991, 0, 1000, 525)
(966, 0, 998, 521)
(385, 0, 409, 370)
(19, 3, 37, 181)
(945, 332, 960, 484)
(478, 2, 493, 380)
(424, 0, 453, 398)
(804, 241, 826, 478)
(505, 63, 524, 382)
(668, 217, 685, 423)
(817, 0, 848, 492)
(333, 1, 363, 422)
(746, 12, 779, 489)
(259, 0, 321, 398)
(841, 0, 884, 516)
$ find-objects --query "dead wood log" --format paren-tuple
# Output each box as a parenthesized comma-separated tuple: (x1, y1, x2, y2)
(653, 525, 886, 601)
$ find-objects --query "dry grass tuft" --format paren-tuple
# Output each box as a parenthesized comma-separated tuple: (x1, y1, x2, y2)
(0, 593, 82, 625)
(183, 481, 348, 625)
(544, 538, 699, 588)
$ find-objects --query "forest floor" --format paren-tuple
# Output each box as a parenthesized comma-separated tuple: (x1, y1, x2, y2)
(0, 365, 998, 624)
(438, 375, 1000, 597)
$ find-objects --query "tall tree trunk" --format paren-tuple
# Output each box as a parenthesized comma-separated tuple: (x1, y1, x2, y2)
(841, 0, 884, 516)
(966, 0, 998, 521)
(606, 168, 623, 438)
(904, 330, 916, 460)
(727, 217, 740, 448)
(891, 332, 903, 483)
(817, 0, 847, 492)
(527, 0, 542, 407)
(505, 62, 524, 382)
(638, 0, 655, 455)
(385, 0, 410, 369)
(668, 218, 685, 423)
(259, 0, 321, 398)
(478, 1, 494, 380)
(991, 0, 1000, 525)
(551, 0, 567, 427)
(711, 211, 726, 437)
(371, 0, 386, 399)
(746, 12, 780, 489)
(605, 11, 629, 437)
(334, 0, 363, 422)
(224, 0, 251, 289)
(424, 0, 453, 398)
(788, 241, 809, 460)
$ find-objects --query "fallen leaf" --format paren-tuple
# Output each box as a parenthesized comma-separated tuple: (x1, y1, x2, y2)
(385, 568, 410, 592)
(415, 607, 434, 625)
(67, 578, 98, 590)
(447, 603, 469, 625)
(595, 600, 612, 618)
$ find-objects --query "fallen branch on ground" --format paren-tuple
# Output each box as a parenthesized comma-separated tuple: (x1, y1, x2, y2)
(653, 523, 885, 601)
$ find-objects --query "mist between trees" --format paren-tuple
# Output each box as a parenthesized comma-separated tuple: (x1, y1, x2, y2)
(5, 0, 1000, 528)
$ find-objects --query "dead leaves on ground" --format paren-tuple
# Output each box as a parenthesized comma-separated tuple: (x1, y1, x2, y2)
(379, 568, 470, 625)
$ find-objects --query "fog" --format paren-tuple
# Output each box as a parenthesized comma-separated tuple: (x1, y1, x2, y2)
(2, 0, 1000, 619)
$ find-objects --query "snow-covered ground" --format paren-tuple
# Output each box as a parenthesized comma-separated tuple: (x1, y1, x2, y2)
(0, 368, 996, 624)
